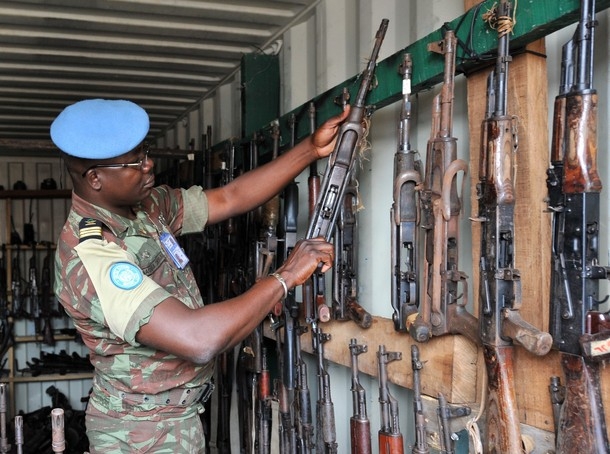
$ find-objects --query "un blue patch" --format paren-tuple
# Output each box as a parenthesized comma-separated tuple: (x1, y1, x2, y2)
(109, 262, 143, 290)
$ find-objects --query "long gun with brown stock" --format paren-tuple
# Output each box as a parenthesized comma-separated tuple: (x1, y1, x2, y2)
(313, 324, 337, 453)
(391, 53, 423, 333)
(411, 345, 429, 454)
(476, 2, 552, 452)
(377, 345, 404, 454)
(546, 0, 610, 452)
(410, 29, 477, 345)
(332, 169, 373, 329)
(274, 114, 300, 454)
(295, 322, 314, 454)
(349, 338, 371, 454)
(306, 19, 388, 327)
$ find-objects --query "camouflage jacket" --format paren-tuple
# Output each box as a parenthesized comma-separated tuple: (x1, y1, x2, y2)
(55, 185, 214, 417)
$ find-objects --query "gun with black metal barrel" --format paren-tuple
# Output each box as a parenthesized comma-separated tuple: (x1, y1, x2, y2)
(305, 18, 388, 326)
(11, 247, 24, 319)
(27, 243, 42, 338)
(476, 2, 552, 452)
(274, 114, 300, 454)
(294, 322, 314, 454)
(256, 347, 272, 454)
(436, 393, 470, 454)
(546, 1, 610, 452)
(377, 344, 403, 454)
(40, 242, 55, 345)
(391, 53, 423, 333)
(409, 29, 477, 345)
(411, 345, 429, 454)
(313, 324, 337, 453)
(349, 338, 371, 454)
(0, 245, 13, 365)
(332, 168, 372, 329)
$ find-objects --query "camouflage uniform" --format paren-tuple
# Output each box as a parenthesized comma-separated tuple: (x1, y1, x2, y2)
(55, 185, 215, 453)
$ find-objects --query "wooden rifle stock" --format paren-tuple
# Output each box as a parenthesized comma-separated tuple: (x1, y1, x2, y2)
(477, 2, 552, 452)
(546, 1, 610, 452)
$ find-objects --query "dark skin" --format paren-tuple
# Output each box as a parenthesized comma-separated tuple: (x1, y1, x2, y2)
(66, 106, 350, 365)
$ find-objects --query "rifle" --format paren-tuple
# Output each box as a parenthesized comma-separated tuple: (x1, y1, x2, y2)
(349, 338, 371, 454)
(332, 169, 372, 329)
(305, 18, 388, 325)
(256, 347, 272, 454)
(0, 384, 8, 454)
(313, 325, 337, 453)
(303, 102, 331, 325)
(390, 53, 423, 333)
(11, 247, 24, 319)
(411, 345, 429, 454)
(27, 243, 41, 337)
(275, 114, 299, 454)
(410, 29, 476, 345)
(0, 245, 12, 365)
(40, 242, 55, 346)
(14, 415, 23, 454)
(330, 86, 372, 330)
(546, 0, 610, 452)
(476, 2, 552, 451)
(377, 345, 403, 454)
(294, 323, 314, 454)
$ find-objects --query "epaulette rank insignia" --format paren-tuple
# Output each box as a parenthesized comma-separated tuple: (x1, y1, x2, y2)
(79, 218, 103, 243)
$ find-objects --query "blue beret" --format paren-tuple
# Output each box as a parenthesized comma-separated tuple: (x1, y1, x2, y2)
(50, 99, 149, 159)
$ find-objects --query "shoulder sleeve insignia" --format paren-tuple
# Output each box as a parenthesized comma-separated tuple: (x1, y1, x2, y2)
(109, 262, 143, 290)
(79, 218, 103, 243)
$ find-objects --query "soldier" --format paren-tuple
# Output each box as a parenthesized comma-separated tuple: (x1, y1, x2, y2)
(50, 98, 348, 453)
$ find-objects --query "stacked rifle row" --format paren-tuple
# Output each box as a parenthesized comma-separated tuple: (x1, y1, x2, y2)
(391, 0, 609, 453)
(0, 241, 62, 367)
(190, 0, 610, 452)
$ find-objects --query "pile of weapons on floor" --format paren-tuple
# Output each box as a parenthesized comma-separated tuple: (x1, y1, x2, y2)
(186, 0, 610, 452)
(0, 384, 89, 454)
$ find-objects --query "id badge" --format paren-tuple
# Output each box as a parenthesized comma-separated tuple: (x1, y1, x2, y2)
(160, 232, 190, 269)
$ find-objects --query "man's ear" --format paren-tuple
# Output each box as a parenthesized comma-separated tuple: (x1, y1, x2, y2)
(83, 170, 103, 191)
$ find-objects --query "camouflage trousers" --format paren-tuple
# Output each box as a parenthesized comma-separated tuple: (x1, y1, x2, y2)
(86, 401, 206, 453)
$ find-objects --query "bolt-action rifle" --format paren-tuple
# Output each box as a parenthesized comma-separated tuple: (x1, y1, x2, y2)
(390, 53, 422, 333)
(377, 345, 403, 454)
(349, 338, 371, 454)
(410, 29, 476, 345)
(476, 2, 552, 452)
(546, 0, 610, 452)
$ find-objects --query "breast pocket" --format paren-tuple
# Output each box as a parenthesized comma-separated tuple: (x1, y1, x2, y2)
(124, 236, 166, 276)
